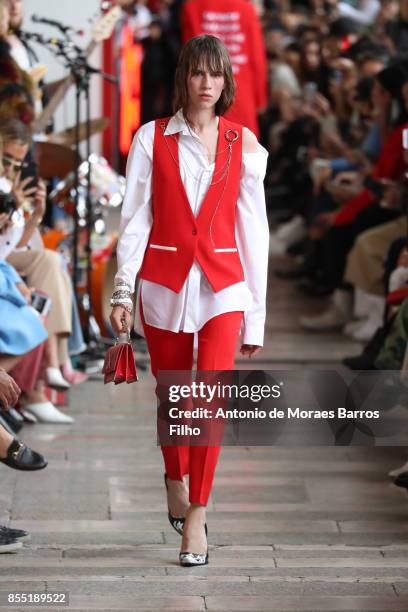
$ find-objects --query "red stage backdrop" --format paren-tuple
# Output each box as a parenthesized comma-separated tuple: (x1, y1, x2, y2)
(102, 4, 142, 168)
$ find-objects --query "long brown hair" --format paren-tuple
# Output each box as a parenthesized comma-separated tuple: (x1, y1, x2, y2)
(173, 35, 235, 116)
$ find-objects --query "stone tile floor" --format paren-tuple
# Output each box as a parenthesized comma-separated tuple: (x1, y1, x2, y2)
(1, 268, 408, 611)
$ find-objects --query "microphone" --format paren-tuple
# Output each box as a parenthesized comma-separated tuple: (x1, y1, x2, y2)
(31, 14, 83, 36)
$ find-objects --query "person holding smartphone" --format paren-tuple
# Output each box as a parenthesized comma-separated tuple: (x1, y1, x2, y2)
(0, 119, 75, 423)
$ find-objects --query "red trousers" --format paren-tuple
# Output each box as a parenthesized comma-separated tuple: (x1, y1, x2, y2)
(141, 303, 243, 505)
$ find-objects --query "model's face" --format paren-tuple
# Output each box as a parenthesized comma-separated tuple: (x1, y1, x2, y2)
(1, 140, 28, 180)
(187, 63, 225, 111)
(7, 0, 23, 30)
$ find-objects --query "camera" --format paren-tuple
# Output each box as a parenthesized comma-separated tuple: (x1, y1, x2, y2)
(0, 191, 17, 216)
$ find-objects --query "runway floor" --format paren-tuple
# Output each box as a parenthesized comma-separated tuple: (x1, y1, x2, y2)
(1, 258, 408, 611)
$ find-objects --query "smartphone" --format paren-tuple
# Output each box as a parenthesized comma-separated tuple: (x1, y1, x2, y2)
(20, 157, 39, 190)
(31, 291, 52, 317)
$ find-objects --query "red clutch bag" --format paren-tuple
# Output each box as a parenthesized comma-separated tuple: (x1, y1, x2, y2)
(102, 333, 138, 385)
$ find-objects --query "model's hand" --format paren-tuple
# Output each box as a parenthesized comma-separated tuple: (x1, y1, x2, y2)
(0, 369, 21, 408)
(110, 306, 131, 335)
(240, 344, 261, 358)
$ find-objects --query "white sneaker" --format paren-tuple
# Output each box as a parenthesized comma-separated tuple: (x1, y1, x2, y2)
(300, 304, 348, 331)
(45, 367, 70, 391)
(354, 288, 372, 318)
(350, 316, 382, 342)
(389, 461, 408, 479)
(24, 402, 74, 424)
(350, 294, 385, 342)
(343, 318, 367, 337)
(351, 319, 381, 342)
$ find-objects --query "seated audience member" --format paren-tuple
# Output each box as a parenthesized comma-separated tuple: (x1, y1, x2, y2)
(0, 119, 73, 390)
(0, 255, 73, 424)
(293, 64, 407, 325)
(0, 368, 47, 553)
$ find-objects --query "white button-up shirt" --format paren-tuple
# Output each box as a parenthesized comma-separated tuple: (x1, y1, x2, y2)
(115, 109, 269, 346)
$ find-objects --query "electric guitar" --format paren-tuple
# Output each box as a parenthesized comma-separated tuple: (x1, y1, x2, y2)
(33, 5, 121, 134)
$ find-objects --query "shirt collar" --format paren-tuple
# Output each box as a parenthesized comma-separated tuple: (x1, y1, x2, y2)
(164, 109, 192, 137)
(164, 109, 221, 140)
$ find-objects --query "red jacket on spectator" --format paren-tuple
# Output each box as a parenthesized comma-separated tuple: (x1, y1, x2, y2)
(335, 123, 408, 226)
(181, 0, 267, 137)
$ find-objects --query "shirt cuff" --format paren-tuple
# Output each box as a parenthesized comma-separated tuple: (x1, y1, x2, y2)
(241, 314, 265, 347)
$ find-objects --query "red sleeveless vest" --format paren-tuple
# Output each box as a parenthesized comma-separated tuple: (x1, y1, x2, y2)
(138, 115, 245, 293)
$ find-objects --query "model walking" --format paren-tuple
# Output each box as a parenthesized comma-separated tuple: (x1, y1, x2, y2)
(110, 34, 269, 566)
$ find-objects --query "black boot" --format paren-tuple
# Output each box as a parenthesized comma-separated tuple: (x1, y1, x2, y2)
(342, 317, 395, 370)
(0, 525, 29, 541)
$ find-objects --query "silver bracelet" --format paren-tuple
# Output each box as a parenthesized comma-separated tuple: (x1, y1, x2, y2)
(112, 290, 132, 300)
(110, 301, 133, 313)
(110, 296, 133, 305)
(114, 280, 132, 291)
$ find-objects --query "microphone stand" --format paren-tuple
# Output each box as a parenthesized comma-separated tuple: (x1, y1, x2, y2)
(70, 51, 120, 359)
(34, 35, 119, 364)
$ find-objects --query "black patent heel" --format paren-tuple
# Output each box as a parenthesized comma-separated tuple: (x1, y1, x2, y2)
(164, 473, 185, 535)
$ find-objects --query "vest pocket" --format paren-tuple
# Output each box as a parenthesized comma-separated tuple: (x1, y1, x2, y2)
(214, 248, 238, 253)
(149, 244, 177, 251)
